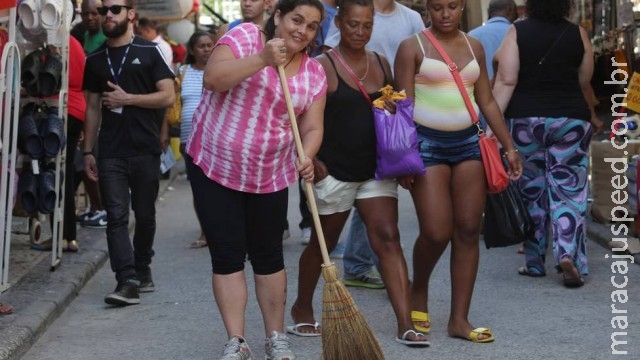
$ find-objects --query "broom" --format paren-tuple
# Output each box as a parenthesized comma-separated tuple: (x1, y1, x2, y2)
(277, 65, 385, 360)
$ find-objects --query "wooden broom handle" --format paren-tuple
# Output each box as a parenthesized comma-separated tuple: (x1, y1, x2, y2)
(277, 65, 332, 266)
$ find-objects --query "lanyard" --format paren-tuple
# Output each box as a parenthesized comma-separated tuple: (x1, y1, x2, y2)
(105, 36, 133, 85)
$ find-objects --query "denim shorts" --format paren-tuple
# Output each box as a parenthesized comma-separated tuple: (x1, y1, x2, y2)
(416, 125, 482, 167)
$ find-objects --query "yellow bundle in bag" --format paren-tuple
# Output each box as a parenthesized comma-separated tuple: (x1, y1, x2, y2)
(372, 84, 406, 109)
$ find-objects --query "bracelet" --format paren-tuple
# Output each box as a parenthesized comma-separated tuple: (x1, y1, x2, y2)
(83, 151, 93, 156)
(503, 149, 519, 157)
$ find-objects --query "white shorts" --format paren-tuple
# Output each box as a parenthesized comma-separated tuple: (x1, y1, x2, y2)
(306, 175, 398, 215)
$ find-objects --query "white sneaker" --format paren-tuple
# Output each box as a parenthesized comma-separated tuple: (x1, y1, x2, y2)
(300, 227, 311, 245)
(282, 229, 290, 240)
(220, 336, 252, 360)
(82, 210, 107, 228)
(265, 331, 295, 360)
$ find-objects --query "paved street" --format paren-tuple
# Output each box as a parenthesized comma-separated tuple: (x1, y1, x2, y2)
(19, 175, 640, 360)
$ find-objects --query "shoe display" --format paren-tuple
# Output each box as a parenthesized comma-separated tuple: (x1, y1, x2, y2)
(42, 111, 66, 158)
(220, 336, 252, 360)
(342, 270, 385, 289)
(82, 210, 107, 228)
(20, 49, 45, 96)
(18, 108, 44, 159)
(137, 268, 155, 293)
(299, 227, 311, 245)
(18, 168, 39, 214)
(38, 48, 62, 97)
(264, 331, 295, 360)
(17, 0, 42, 34)
(37, 166, 57, 214)
(104, 280, 140, 306)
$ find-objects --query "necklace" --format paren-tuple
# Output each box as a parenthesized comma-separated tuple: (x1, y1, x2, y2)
(336, 47, 369, 81)
(284, 54, 296, 69)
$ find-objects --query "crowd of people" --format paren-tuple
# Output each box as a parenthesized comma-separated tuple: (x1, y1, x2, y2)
(4, 0, 604, 360)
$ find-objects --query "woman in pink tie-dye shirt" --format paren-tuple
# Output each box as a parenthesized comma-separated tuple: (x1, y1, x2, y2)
(185, 0, 327, 357)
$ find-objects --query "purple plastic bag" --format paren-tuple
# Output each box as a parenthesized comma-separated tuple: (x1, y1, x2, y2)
(373, 98, 426, 180)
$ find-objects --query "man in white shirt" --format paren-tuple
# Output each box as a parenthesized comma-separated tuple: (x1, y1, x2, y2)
(213, 0, 271, 43)
(135, 18, 173, 67)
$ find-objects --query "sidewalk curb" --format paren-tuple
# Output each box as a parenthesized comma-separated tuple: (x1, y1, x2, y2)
(0, 166, 180, 360)
(586, 220, 640, 264)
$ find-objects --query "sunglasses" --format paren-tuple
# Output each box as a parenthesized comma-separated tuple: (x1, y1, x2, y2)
(97, 5, 132, 16)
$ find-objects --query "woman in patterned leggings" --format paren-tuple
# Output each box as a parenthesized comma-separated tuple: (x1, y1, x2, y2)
(493, 0, 604, 287)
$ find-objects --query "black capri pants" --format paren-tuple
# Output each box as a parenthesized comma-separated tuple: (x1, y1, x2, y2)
(185, 154, 288, 275)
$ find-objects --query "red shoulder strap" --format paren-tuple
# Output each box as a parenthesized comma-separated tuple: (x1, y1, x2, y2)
(329, 49, 372, 105)
(422, 30, 479, 125)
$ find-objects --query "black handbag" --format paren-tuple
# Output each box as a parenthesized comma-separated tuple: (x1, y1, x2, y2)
(483, 181, 534, 249)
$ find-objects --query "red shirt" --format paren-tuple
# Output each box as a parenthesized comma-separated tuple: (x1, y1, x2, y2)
(67, 36, 86, 121)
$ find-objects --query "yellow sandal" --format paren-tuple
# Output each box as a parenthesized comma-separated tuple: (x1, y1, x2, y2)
(468, 327, 495, 343)
(410, 310, 431, 334)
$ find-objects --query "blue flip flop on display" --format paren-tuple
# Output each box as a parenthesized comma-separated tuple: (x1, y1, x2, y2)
(18, 168, 39, 214)
(18, 104, 44, 159)
(43, 110, 66, 158)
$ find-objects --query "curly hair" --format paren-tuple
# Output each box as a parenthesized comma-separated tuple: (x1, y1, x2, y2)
(525, 0, 571, 22)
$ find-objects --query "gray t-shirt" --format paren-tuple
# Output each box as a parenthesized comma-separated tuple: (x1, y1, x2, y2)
(324, 2, 425, 72)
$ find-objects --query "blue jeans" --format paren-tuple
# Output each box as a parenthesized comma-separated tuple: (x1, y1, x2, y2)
(98, 154, 160, 283)
(343, 209, 380, 277)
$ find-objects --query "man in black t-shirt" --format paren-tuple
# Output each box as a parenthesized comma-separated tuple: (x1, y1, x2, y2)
(82, 0, 175, 306)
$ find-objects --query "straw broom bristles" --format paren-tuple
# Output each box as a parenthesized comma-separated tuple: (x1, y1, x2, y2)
(321, 264, 385, 360)
(277, 66, 385, 360)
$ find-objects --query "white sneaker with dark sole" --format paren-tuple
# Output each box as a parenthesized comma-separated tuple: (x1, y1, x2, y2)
(82, 210, 107, 228)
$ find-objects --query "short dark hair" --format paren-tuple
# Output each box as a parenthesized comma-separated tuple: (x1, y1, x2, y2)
(125, 0, 135, 8)
(263, 0, 324, 40)
(525, 0, 571, 22)
(337, 0, 374, 20)
(136, 17, 156, 30)
(488, 0, 515, 18)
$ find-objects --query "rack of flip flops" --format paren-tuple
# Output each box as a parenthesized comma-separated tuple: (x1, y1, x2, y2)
(0, 1, 22, 292)
(13, 0, 70, 270)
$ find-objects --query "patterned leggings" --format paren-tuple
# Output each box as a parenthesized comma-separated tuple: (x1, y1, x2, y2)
(508, 117, 592, 276)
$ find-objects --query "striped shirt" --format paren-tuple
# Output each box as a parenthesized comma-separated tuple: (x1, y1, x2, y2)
(186, 23, 327, 194)
(179, 65, 204, 144)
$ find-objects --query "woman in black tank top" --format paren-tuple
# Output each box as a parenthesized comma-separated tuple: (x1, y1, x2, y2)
(289, 0, 430, 347)
(493, 0, 602, 287)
